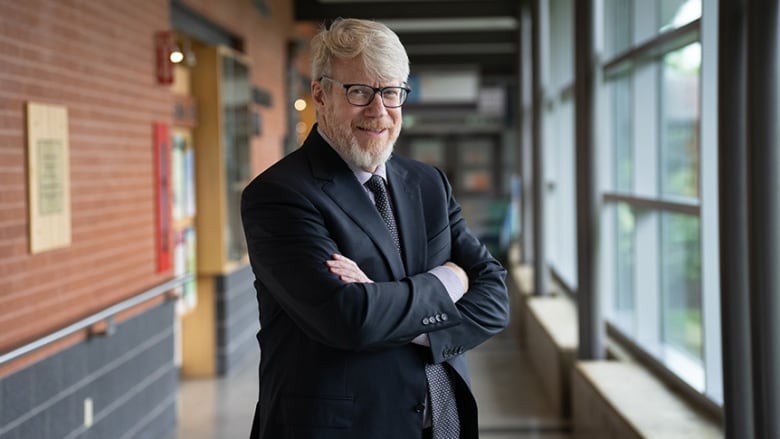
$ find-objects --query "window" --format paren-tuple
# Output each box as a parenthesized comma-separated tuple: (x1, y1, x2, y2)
(660, 213, 702, 359)
(543, 0, 577, 288)
(614, 202, 636, 329)
(222, 53, 251, 263)
(599, 0, 718, 401)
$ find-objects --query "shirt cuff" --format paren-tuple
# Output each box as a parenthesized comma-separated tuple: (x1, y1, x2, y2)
(428, 265, 466, 303)
(411, 333, 430, 346)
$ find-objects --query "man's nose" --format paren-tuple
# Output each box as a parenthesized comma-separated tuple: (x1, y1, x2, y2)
(363, 92, 388, 115)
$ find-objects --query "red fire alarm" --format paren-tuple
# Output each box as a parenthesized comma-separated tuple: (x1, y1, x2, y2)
(155, 31, 175, 85)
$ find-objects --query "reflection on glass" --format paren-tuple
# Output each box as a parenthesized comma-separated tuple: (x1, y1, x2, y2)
(222, 54, 251, 262)
(614, 203, 635, 328)
(660, 42, 700, 198)
(660, 0, 701, 32)
(613, 76, 633, 192)
(660, 212, 702, 359)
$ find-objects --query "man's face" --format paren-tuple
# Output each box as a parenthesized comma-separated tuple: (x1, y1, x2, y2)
(313, 57, 403, 172)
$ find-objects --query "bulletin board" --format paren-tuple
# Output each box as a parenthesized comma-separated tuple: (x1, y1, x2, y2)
(26, 102, 71, 253)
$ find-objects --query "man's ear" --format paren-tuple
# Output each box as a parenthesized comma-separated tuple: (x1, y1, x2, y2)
(312, 81, 326, 107)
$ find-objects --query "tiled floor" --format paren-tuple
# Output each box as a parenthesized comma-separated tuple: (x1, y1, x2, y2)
(466, 329, 570, 439)
(175, 322, 571, 439)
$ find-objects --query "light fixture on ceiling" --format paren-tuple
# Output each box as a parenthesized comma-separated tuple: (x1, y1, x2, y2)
(382, 17, 517, 33)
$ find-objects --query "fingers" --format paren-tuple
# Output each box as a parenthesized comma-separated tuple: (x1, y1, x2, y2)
(327, 254, 373, 283)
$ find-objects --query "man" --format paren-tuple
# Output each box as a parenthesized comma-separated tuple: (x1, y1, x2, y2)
(241, 18, 509, 439)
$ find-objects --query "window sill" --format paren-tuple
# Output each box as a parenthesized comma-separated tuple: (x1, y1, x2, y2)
(572, 361, 722, 438)
(508, 253, 723, 438)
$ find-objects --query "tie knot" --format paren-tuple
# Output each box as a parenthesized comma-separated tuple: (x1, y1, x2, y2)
(365, 174, 386, 194)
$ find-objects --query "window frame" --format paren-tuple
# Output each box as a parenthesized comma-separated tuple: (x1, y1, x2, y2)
(598, 0, 723, 408)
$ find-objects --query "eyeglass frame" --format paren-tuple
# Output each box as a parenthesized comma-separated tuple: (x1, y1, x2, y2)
(319, 75, 411, 108)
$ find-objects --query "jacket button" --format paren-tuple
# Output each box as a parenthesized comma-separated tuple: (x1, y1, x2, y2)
(414, 403, 425, 413)
(441, 313, 448, 321)
(422, 317, 430, 325)
(434, 314, 442, 322)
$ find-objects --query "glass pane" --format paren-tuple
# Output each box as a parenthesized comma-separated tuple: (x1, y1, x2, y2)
(549, 0, 573, 88)
(660, 0, 701, 32)
(660, 212, 702, 359)
(222, 54, 251, 262)
(614, 202, 636, 328)
(660, 42, 700, 198)
(461, 170, 492, 193)
(501, 143, 515, 197)
(459, 139, 493, 167)
(604, 0, 632, 57)
(613, 76, 633, 192)
(458, 138, 494, 194)
(409, 138, 445, 167)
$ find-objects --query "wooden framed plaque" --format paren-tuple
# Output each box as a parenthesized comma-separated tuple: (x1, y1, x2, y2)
(26, 102, 71, 253)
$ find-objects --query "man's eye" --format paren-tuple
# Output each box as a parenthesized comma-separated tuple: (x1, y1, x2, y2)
(350, 87, 372, 97)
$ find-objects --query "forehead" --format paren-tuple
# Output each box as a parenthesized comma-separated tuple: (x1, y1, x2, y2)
(327, 57, 364, 77)
(330, 57, 402, 85)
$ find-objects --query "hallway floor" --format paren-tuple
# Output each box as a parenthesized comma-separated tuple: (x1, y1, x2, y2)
(174, 322, 571, 439)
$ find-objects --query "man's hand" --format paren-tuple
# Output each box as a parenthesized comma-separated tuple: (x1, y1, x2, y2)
(326, 254, 374, 283)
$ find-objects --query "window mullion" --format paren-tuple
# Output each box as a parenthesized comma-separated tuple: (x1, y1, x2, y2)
(699, 0, 723, 404)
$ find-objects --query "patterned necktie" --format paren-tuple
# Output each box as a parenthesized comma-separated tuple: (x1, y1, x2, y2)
(364, 174, 460, 439)
(425, 363, 460, 439)
(364, 175, 400, 250)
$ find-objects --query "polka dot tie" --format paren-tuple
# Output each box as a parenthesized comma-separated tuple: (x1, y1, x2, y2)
(425, 363, 460, 438)
(364, 175, 400, 250)
(364, 174, 460, 439)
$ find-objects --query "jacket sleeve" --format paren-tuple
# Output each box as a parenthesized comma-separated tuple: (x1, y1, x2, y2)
(425, 167, 510, 364)
(241, 178, 462, 352)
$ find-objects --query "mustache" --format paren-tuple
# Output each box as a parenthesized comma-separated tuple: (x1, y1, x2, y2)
(354, 121, 391, 131)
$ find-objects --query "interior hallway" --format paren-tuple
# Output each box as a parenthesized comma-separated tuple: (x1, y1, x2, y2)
(174, 311, 572, 439)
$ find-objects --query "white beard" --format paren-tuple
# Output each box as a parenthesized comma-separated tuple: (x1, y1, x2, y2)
(322, 108, 400, 171)
(343, 135, 394, 171)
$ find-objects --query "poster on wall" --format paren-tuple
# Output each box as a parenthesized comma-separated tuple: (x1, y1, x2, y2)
(154, 122, 172, 273)
(26, 102, 71, 253)
(174, 226, 198, 314)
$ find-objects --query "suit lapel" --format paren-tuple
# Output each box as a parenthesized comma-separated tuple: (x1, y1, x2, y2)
(304, 128, 406, 279)
(386, 159, 425, 274)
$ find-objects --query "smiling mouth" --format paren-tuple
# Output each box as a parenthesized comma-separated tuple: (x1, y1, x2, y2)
(357, 126, 386, 134)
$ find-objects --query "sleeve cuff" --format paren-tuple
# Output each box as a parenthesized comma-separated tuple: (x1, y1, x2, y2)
(428, 265, 466, 303)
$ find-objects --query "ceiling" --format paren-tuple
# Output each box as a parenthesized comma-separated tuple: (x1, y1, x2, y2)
(292, 0, 521, 81)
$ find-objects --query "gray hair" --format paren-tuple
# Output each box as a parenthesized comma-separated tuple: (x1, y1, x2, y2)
(310, 18, 410, 86)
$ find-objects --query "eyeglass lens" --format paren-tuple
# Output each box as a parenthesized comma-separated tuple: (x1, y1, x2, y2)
(346, 85, 407, 107)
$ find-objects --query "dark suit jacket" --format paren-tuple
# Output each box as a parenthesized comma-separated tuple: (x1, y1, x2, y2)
(241, 126, 509, 439)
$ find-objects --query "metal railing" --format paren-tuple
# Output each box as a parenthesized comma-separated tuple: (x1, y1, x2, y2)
(0, 275, 193, 366)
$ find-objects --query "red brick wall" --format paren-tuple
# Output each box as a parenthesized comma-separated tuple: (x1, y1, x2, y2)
(0, 0, 294, 375)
